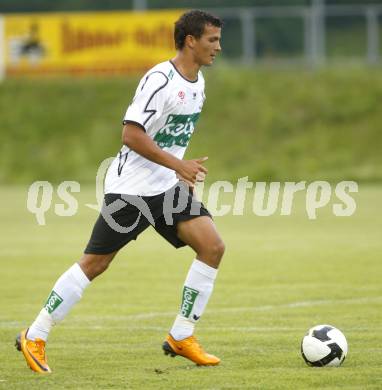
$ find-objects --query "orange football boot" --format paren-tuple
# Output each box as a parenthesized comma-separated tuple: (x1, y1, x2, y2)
(162, 334, 220, 366)
(15, 329, 51, 373)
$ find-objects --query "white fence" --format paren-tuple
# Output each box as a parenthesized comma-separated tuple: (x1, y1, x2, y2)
(209, 2, 382, 66)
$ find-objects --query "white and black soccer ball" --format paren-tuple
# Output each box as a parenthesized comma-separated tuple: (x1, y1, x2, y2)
(301, 324, 348, 367)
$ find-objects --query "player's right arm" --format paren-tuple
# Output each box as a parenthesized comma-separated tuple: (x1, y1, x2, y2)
(122, 123, 207, 186)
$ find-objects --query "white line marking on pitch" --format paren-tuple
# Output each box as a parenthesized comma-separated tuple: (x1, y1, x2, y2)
(71, 295, 382, 322)
(1, 296, 381, 329)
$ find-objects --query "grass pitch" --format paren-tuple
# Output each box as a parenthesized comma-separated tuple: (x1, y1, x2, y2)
(0, 185, 381, 389)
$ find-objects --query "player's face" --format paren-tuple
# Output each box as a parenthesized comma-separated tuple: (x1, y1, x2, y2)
(193, 24, 222, 66)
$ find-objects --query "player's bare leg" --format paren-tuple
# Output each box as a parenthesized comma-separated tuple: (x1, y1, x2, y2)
(176, 216, 225, 269)
(16, 251, 117, 373)
(163, 216, 225, 365)
(78, 251, 118, 281)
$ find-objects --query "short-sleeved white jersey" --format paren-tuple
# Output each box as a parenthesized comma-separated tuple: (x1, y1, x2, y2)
(104, 60, 205, 196)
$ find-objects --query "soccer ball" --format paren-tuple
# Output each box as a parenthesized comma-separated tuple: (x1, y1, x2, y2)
(301, 324, 348, 367)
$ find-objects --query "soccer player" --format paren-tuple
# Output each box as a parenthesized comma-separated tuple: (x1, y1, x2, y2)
(16, 9, 224, 373)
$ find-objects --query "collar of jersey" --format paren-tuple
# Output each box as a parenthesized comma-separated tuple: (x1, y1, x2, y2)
(169, 60, 198, 84)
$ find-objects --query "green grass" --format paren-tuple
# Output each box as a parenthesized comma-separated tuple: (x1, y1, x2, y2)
(1, 67, 382, 184)
(0, 184, 381, 389)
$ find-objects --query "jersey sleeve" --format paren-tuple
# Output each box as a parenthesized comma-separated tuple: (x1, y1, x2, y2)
(123, 71, 169, 132)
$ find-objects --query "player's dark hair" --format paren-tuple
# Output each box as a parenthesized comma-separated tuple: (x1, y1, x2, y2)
(174, 10, 222, 50)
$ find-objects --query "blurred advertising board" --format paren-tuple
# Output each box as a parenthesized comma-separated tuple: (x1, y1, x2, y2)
(3, 10, 181, 76)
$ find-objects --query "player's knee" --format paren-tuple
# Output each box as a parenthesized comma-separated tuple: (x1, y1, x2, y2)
(198, 239, 225, 265)
(93, 258, 111, 276)
(215, 239, 226, 260)
(79, 253, 114, 281)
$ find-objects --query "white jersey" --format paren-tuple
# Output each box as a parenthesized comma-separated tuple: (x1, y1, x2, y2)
(104, 60, 205, 196)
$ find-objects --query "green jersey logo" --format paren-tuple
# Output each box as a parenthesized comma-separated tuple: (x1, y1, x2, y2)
(154, 113, 200, 148)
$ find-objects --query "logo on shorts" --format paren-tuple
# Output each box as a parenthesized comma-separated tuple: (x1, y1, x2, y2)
(180, 286, 199, 318)
(44, 290, 63, 314)
(154, 113, 200, 148)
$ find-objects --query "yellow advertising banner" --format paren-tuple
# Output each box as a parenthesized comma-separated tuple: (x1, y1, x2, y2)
(4, 10, 182, 75)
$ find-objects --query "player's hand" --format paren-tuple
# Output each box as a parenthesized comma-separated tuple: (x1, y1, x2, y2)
(175, 157, 208, 187)
(176, 171, 206, 188)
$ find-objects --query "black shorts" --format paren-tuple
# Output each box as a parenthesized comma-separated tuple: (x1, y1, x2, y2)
(84, 182, 211, 254)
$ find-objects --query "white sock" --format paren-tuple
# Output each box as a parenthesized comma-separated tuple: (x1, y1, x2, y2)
(27, 263, 90, 341)
(170, 259, 218, 341)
